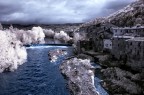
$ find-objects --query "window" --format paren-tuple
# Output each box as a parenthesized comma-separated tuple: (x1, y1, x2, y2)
(130, 42, 132, 45)
(129, 49, 132, 53)
(105, 44, 108, 47)
(137, 51, 140, 55)
(138, 42, 141, 47)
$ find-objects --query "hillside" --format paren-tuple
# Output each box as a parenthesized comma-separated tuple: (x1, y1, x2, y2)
(80, 0, 144, 27)
(107, 0, 144, 27)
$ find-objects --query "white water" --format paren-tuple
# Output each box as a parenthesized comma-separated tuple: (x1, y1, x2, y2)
(26, 46, 68, 49)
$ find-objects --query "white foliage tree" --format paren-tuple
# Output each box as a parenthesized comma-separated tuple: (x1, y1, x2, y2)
(54, 31, 72, 42)
(0, 26, 46, 73)
(32, 27, 45, 42)
(0, 30, 27, 73)
(43, 29, 55, 38)
(11, 26, 45, 45)
(0, 23, 3, 30)
(73, 32, 86, 44)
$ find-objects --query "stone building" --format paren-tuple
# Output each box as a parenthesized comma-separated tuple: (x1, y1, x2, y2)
(126, 37, 144, 61)
(110, 26, 144, 60)
(89, 24, 113, 52)
(112, 26, 144, 36)
(111, 36, 134, 60)
(125, 37, 144, 71)
(76, 23, 115, 52)
(76, 24, 102, 52)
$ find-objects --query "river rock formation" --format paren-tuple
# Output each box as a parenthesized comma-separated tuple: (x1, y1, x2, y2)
(92, 54, 144, 94)
(48, 49, 67, 62)
(60, 58, 99, 95)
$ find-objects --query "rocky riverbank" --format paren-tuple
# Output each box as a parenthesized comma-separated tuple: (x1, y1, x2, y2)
(72, 51, 144, 94)
(60, 58, 99, 95)
(101, 67, 143, 94)
(93, 53, 144, 94)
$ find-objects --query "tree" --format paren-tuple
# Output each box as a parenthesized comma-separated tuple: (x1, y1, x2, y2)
(0, 23, 3, 30)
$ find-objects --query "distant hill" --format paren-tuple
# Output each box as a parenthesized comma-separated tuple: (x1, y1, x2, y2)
(1, 23, 81, 32)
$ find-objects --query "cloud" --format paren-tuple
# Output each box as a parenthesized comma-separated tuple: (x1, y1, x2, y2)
(0, 0, 135, 24)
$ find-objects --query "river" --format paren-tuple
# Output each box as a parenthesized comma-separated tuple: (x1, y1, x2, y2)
(0, 45, 108, 95)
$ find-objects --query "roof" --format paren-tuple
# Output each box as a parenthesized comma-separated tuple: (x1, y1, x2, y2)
(112, 26, 144, 30)
(126, 37, 144, 42)
(113, 36, 134, 39)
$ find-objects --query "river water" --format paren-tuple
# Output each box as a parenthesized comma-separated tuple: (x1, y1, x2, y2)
(0, 45, 108, 95)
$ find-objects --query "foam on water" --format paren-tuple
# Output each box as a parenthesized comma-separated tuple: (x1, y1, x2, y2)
(26, 45, 68, 49)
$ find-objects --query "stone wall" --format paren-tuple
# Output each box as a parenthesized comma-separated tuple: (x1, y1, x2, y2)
(111, 37, 130, 60)
(76, 40, 93, 53)
(126, 38, 144, 61)
(125, 37, 144, 71)
(93, 40, 103, 52)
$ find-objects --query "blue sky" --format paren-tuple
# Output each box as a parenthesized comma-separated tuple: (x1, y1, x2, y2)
(0, 0, 135, 24)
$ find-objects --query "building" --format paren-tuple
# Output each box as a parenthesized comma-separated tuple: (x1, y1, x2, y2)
(111, 36, 134, 60)
(111, 26, 144, 36)
(125, 37, 144, 70)
(110, 26, 144, 60)
(126, 37, 144, 61)
(103, 39, 112, 50)
(90, 24, 113, 52)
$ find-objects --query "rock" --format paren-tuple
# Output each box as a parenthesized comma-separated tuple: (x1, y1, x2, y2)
(77, 54, 94, 61)
(126, 61, 143, 72)
(48, 49, 67, 62)
(96, 55, 109, 63)
(101, 67, 142, 94)
(132, 74, 141, 81)
(60, 58, 99, 95)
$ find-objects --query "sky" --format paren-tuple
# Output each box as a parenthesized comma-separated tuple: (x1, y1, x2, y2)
(0, 0, 135, 24)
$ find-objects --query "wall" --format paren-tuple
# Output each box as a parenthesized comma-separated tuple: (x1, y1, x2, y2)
(76, 40, 93, 53)
(126, 40, 144, 61)
(125, 39, 144, 71)
(111, 37, 129, 60)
